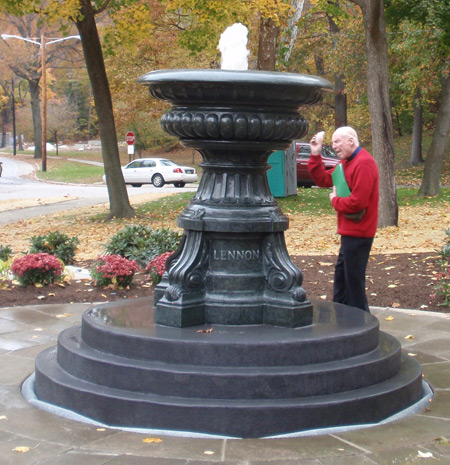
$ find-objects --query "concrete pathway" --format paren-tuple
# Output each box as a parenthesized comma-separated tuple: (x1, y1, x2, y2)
(0, 303, 449, 464)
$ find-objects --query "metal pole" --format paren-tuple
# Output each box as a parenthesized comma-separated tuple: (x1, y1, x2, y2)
(41, 32, 47, 172)
(11, 77, 16, 156)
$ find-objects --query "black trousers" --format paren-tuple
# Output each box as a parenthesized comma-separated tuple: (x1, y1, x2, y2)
(333, 236, 374, 312)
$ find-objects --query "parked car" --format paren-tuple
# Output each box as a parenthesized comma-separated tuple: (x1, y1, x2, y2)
(295, 141, 339, 187)
(104, 158, 199, 188)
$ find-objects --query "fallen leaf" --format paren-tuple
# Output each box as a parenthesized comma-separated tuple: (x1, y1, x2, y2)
(434, 436, 449, 445)
(417, 451, 434, 458)
(96, 428, 106, 432)
(197, 328, 213, 333)
(405, 334, 415, 340)
(37, 295, 46, 300)
(385, 316, 395, 321)
(47, 293, 56, 297)
(408, 353, 418, 357)
(204, 450, 215, 455)
(56, 313, 73, 318)
(0, 415, 7, 420)
(12, 446, 30, 453)
(142, 437, 163, 443)
(391, 302, 401, 308)
(388, 284, 398, 288)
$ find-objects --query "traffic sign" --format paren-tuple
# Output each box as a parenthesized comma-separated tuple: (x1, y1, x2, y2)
(125, 131, 135, 145)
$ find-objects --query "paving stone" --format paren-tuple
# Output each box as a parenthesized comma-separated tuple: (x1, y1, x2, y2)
(223, 436, 362, 462)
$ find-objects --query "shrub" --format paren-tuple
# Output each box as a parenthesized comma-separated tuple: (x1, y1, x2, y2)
(435, 229, 450, 307)
(90, 254, 140, 288)
(145, 251, 175, 285)
(0, 259, 10, 287)
(439, 229, 450, 262)
(29, 231, 79, 265)
(0, 244, 12, 261)
(104, 225, 181, 267)
(11, 253, 64, 286)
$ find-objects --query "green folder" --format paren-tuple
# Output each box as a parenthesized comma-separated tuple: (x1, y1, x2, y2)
(331, 163, 351, 197)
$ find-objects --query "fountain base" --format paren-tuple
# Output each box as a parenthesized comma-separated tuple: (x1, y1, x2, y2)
(34, 297, 424, 438)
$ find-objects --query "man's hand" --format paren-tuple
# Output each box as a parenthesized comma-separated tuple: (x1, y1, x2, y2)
(329, 186, 337, 202)
(310, 132, 324, 156)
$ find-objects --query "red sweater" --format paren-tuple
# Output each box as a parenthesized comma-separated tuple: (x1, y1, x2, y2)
(307, 148, 379, 237)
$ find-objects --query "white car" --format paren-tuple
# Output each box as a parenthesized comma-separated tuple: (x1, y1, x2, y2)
(106, 158, 199, 188)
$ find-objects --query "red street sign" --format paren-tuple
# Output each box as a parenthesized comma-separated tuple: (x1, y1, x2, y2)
(125, 131, 135, 145)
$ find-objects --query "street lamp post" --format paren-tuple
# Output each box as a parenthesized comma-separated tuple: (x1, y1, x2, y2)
(1, 33, 80, 171)
(11, 77, 16, 156)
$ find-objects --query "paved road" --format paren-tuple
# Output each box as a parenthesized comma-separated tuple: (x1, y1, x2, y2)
(0, 156, 197, 224)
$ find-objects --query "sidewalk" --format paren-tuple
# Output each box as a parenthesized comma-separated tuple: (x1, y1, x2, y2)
(0, 302, 449, 464)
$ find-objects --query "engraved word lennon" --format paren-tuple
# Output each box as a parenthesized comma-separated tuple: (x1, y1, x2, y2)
(213, 249, 261, 261)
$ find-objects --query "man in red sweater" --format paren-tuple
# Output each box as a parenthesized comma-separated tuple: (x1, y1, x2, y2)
(307, 126, 379, 312)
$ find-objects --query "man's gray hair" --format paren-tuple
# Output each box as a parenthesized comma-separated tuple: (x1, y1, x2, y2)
(334, 126, 360, 146)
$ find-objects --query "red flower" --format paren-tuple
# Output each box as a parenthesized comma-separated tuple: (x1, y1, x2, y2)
(11, 253, 63, 286)
(90, 254, 139, 288)
(145, 252, 174, 284)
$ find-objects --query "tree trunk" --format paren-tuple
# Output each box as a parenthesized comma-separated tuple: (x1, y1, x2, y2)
(29, 78, 42, 160)
(349, 0, 398, 228)
(282, 0, 305, 63)
(74, 0, 134, 219)
(257, 17, 278, 71)
(55, 130, 59, 156)
(328, 13, 347, 128)
(418, 74, 450, 197)
(410, 88, 423, 166)
(334, 74, 348, 128)
(1, 109, 6, 148)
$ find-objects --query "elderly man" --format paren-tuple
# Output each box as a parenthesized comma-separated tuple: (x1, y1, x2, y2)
(307, 126, 379, 312)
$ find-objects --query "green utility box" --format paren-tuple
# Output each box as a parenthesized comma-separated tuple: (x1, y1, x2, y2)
(267, 143, 297, 197)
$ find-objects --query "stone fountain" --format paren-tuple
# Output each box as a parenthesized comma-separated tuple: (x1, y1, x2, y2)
(31, 31, 426, 437)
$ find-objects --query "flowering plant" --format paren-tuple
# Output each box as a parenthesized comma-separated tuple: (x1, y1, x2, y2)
(90, 254, 140, 288)
(11, 253, 64, 286)
(433, 229, 450, 307)
(435, 256, 450, 307)
(145, 251, 174, 284)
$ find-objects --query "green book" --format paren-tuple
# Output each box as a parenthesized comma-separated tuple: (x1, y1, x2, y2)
(331, 163, 351, 197)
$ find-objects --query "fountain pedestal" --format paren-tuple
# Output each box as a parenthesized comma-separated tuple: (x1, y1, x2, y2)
(139, 70, 333, 327)
(32, 69, 427, 438)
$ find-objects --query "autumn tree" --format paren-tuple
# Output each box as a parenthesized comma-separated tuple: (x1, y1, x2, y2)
(47, 96, 78, 153)
(387, 0, 450, 197)
(0, 77, 14, 148)
(346, 0, 398, 228)
(0, 0, 137, 219)
(0, 13, 81, 160)
(163, 0, 296, 70)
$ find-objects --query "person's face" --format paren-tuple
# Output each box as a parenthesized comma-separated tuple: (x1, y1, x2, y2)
(332, 133, 355, 160)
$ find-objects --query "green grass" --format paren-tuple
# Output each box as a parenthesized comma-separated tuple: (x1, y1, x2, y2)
(135, 192, 194, 219)
(38, 161, 104, 184)
(278, 188, 333, 215)
(397, 186, 450, 207)
(86, 186, 450, 223)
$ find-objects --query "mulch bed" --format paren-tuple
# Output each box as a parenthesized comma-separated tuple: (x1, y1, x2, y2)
(0, 252, 447, 313)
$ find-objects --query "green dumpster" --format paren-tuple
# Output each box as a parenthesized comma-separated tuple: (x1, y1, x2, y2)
(267, 143, 297, 197)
